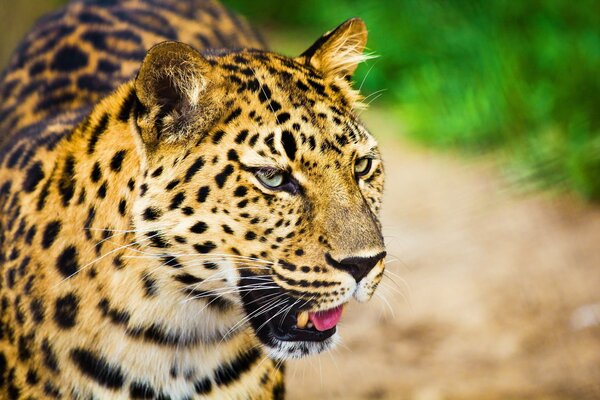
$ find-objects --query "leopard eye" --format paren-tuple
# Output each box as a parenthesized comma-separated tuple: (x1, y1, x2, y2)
(255, 169, 285, 189)
(354, 157, 372, 177)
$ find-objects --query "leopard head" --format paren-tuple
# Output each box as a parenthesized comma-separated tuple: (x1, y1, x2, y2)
(131, 18, 385, 359)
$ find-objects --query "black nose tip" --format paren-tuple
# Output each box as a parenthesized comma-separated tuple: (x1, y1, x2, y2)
(326, 251, 386, 283)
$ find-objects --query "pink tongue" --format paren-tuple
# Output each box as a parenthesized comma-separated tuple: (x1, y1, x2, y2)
(309, 306, 343, 331)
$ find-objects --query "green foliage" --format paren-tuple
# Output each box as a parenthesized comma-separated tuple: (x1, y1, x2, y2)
(224, 0, 600, 201)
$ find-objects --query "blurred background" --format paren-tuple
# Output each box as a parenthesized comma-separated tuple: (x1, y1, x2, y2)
(1, 0, 599, 398)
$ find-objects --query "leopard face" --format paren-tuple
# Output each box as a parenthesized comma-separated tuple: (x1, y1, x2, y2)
(131, 19, 385, 360)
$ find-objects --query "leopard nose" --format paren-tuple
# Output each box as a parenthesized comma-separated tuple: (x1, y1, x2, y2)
(325, 251, 386, 283)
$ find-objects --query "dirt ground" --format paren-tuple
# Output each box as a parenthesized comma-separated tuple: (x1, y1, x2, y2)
(287, 110, 600, 400)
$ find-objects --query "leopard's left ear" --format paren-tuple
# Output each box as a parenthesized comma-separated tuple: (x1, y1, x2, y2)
(134, 41, 224, 150)
(299, 18, 369, 80)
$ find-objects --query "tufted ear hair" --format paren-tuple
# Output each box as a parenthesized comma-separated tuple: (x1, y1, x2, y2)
(135, 41, 224, 149)
(299, 18, 369, 80)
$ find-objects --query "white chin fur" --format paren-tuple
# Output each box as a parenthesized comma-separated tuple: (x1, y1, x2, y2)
(265, 332, 340, 360)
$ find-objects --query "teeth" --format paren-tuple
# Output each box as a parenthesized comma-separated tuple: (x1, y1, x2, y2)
(296, 311, 309, 329)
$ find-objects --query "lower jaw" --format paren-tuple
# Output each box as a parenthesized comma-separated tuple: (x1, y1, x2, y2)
(271, 324, 337, 342)
(266, 332, 339, 360)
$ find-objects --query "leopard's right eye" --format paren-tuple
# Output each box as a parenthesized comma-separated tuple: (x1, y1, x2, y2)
(252, 167, 300, 194)
(255, 169, 285, 189)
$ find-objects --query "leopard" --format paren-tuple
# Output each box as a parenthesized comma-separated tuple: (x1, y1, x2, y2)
(0, 0, 386, 398)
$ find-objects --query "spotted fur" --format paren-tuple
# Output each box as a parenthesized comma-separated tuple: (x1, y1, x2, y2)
(0, 0, 385, 398)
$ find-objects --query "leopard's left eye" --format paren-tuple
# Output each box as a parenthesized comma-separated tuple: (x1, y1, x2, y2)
(354, 157, 372, 177)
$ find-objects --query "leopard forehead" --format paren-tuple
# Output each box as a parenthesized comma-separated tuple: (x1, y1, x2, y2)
(134, 50, 383, 245)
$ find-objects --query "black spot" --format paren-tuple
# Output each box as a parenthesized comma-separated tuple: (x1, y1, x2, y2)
(181, 206, 194, 215)
(249, 133, 259, 147)
(91, 162, 102, 182)
(280, 261, 296, 271)
(51, 45, 88, 72)
(174, 273, 203, 285)
(204, 262, 218, 270)
(234, 129, 248, 144)
(23, 161, 45, 192)
(129, 381, 156, 399)
(56, 245, 79, 278)
(30, 297, 45, 323)
(54, 292, 79, 328)
(84, 206, 96, 240)
(215, 164, 234, 188)
(184, 156, 204, 182)
(277, 112, 290, 123)
(165, 179, 180, 190)
(213, 347, 261, 386)
(0, 352, 5, 386)
(25, 225, 36, 245)
(143, 207, 162, 221)
(169, 192, 185, 210)
(245, 231, 257, 241)
(58, 155, 76, 206)
(44, 381, 61, 398)
(193, 241, 216, 254)
(97, 298, 130, 325)
(190, 221, 208, 234)
(224, 108, 241, 124)
(151, 166, 163, 177)
(118, 199, 127, 216)
(26, 368, 39, 385)
(197, 186, 210, 203)
(234, 186, 247, 197)
(268, 100, 282, 113)
(212, 129, 226, 144)
(296, 80, 309, 91)
(194, 377, 212, 394)
(113, 254, 124, 269)
(70, 348, 124, 389)
(110, 150, 127, 172)
(307, 79, 326, 95)
(88, 113, 109, 154)
(258, 85, 271, 102)
(142, 273, 158, 297)
(118, 89, 137, 122)
(18, 334, 33, 361)
(42, 220, 61, 248)
(227, 149, 238, 161)
(273, 381, 285, 400)
(97, 181, 107, 199)
(161, 255, 182, 269)
(0, 180, 12, 195)
(41, 339, 60, 373)
(281, 130, 297, 161)
(147, 231, 170, 248)
(174, 235, 187, 244)
(222, 225, 234, 234)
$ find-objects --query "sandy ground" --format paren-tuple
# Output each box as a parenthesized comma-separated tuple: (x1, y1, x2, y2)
(287, 110, 600, 400)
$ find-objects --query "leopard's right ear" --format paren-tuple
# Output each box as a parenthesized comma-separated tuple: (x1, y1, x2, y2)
(134, 41, 224, 150)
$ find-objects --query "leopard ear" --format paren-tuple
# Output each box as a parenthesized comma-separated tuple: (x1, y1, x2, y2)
(134, 41, 223, 149)
(299, 18, 369, 80)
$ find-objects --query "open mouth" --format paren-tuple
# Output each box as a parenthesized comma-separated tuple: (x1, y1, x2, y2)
(239, 275, 344, 344)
